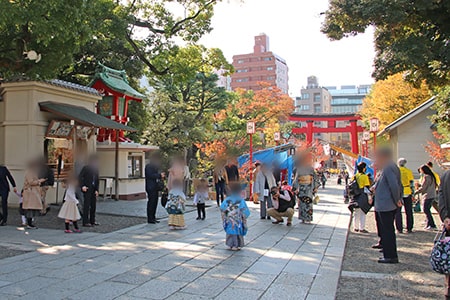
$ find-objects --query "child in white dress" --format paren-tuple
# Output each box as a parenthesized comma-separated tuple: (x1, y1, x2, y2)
(58, 177, 81, 233)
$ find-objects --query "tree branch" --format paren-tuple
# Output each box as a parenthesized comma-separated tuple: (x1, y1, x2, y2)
(125, 33, 169, 75)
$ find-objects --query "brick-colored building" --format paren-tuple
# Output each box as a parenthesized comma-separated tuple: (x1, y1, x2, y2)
(230, 34, 289, 94)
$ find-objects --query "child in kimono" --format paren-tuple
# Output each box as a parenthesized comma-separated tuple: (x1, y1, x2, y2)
(220, 183, 250, 250)
(58, 177, 81, 233)
(165, 179, 186, 230)
(193, 179, 208, 220)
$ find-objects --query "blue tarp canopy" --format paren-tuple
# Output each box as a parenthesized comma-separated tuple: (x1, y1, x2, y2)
(238, 144, 295, 184)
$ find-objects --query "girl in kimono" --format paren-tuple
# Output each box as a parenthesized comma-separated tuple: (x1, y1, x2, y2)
(22, 159, 46, 229)
(165, 179, 186, 230)
(58, 177, 82, 233)
(293, 153, 319, 224)
(220, 183, 250, 250)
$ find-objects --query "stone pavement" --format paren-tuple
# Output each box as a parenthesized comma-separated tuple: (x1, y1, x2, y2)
(0, 183, 350, 300)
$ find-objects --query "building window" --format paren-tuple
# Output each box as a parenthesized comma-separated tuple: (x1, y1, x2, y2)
(128, 155, 142, 178)
(299, 104, 310, 111)
(267, 76, 275, 80)
(235, 78, 248, 82)
(237, 59, 245, 64)
(314, 104, 321, 113)
(237, 69, 248, 73)
(301, 93, 310, 100)
(313, 93, 321, 102)
(263, 57, 273, 61)
(267, 67, 273, 71)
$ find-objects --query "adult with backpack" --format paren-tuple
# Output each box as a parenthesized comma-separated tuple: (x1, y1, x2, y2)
(267, 186, 295, 226)
(348, 162, 372, 233)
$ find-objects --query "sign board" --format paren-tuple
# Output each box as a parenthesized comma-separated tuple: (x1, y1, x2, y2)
(246, 122, 256, 134)
(362, 131, 371, 141)
(370, 118, 379, 132)
(46, 120, 74, 138)
(274, 132, 281, 141)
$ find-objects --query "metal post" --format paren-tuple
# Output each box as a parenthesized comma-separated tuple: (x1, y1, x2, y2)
(249, 133, 253, 200)
(114, 130, 119, 201)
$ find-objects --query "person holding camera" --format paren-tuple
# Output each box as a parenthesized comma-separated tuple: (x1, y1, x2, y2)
(267, 186, 295, 226)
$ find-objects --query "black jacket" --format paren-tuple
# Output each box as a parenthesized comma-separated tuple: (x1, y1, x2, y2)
(225, 164, 240, 182)
(145, 163, 161, 192)
(0, 165, 16, 193)
(79, 165, 99, 192)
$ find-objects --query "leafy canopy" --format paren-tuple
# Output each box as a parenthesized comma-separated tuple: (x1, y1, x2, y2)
(0, 0, 223, 79)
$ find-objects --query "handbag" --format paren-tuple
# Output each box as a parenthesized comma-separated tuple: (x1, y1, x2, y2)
(160, 188, 169, 208)
(430, 228, 450, 274)
(313, 194, 320, 205)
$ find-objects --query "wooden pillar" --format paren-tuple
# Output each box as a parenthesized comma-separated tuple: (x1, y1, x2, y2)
(114, 129, 119, 201)
(350, 120, 359, 154)
(306, 120, 314, 145)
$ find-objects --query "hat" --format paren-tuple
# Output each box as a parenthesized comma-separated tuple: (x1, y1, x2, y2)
(397, 158, 407, 166)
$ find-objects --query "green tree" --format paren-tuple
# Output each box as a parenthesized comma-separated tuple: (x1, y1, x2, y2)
(0, 0, 224, 79)
(142, 45, 233, 154)
(0, 0, 121, 79)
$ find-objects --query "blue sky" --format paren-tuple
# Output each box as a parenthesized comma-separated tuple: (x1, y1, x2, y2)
(200, 0, 376, 95)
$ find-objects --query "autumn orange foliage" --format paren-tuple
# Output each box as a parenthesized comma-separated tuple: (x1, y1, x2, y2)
(424, 132, 449, 167)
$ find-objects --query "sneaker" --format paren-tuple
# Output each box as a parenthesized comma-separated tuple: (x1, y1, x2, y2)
(26, 225, 38, 229)
(424, 226, 437, 231)
(64, 229, 73, 233)
(196, 217, 201, 220)
(73, 229, 82, 233)
(359, 229, 369, 233)
(201, 217, 205, 220)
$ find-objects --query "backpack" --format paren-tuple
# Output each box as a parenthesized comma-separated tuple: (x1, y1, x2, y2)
(348, 174, 363, 198)
(278, 190, 296, 212)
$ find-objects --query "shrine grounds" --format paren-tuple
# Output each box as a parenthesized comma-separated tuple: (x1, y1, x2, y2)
(0, 182, 443, 300)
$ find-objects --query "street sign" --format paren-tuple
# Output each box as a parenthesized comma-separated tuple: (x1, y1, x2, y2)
(274, 132, 281, 141)
(246, 121, 256, 134)
(362, 131, 371, 141)
(370, 118, 379, 132)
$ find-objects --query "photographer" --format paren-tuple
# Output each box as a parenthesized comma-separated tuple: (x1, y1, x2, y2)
(267, 186, 295, 226)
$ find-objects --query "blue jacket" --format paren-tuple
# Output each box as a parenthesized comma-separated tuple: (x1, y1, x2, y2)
(0, 165, 16, 194)
(374, 161, 402, 212)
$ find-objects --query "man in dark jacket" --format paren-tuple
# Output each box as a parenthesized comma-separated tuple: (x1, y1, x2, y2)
(145, 153, 165, 224)
(0, 165, 17, 226)
(373, 148, 402, 264)
(79, 155, 99, 227)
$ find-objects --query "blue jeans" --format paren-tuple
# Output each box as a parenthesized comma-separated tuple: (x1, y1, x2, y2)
(424, 198, 436, 228)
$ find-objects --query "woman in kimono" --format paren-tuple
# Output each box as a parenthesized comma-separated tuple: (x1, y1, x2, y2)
(22, 159, 46, 229)
(165, 178, 186, 230)
(293, 153, 319, 224)
(220, 183, 250, 250)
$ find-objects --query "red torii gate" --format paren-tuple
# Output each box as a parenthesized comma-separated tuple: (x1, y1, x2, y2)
(289, 113, 364, 154)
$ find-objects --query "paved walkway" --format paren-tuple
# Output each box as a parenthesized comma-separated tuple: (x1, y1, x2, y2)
(0, 183, 350, 300)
